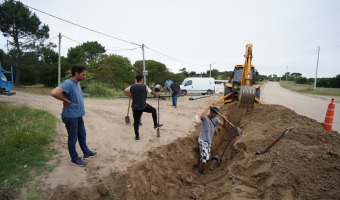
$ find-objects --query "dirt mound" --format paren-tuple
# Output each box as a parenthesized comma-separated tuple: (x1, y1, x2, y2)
(47, 103, 340, 200)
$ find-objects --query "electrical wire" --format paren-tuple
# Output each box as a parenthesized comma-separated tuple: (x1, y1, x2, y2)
(23, 3, 206, 67)
(106, 47, 140, 51)
(145, 46, 206, 67)
(23, 4, 141, 47)
(43, 35, 58, 43)
(62, 35, 81, 44)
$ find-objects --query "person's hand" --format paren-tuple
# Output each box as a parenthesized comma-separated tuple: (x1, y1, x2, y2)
(63, 100, 72, 108)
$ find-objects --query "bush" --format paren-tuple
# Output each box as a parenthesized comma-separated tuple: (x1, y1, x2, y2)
(84, 82, 113, 96)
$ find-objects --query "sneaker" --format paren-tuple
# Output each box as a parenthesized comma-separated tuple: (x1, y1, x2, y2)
(174, 105, 177, 108)
(84, 151, 97, 159)
(71, 158, 86, 167)
(135, 136, 140, 141)
(154, 124, 163, 129)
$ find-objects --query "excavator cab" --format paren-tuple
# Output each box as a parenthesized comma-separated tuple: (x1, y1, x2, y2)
(226, 65, 259, 103)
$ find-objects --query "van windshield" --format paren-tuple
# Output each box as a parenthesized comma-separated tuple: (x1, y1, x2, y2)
(183, 80, 192, 86)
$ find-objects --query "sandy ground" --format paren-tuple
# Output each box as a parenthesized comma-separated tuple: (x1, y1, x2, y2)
(0, 83, 339, 200)
(0, 91, 223, 190)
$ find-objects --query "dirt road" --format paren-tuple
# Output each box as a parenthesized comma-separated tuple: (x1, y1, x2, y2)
(1, 84, 339, 200)
(261, 82, 340, 133)
(0, 92, 223, 190)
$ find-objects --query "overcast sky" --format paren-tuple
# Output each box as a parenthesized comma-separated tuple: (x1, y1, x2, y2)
(1, 0, 339, 78)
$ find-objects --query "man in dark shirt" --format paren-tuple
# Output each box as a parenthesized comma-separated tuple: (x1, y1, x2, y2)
(124, 75, 163, 141)
(170, 80, 181, 108)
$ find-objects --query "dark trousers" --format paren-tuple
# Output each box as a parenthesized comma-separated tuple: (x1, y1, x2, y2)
(62, 116, 91, 161)
(133, 104, 157, 138)
(172, 93, 178, 106)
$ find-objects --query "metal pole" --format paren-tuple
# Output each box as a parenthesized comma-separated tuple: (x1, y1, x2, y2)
(157, 97, 160, 137)
(142, 43, 146, 85)
(314, 46, 320, 90)
(58, 33, 61, 85)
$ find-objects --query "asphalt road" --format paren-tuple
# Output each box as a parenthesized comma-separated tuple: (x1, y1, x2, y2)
(261, 82, 340, 133)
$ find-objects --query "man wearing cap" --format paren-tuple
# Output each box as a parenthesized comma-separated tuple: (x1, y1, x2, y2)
(197, 106, 227, 175)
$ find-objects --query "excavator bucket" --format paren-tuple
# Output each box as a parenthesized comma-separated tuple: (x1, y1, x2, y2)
(238, 86, 256, 109)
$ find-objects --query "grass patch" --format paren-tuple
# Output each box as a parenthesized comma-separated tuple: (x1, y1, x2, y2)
(0, 103, 57, 195)
(14, 84, 127, 99)
(14, 85, 52, 96)
(279, 81, 340, 96)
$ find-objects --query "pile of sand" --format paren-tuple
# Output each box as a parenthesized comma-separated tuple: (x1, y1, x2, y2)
(48, 103, 340, 200)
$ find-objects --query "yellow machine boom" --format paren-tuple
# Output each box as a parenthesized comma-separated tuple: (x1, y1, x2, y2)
(213, 44, 261, 109)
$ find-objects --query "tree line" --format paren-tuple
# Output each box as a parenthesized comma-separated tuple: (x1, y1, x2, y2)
(267, 72, 340, 88)
(0, 0, 234, 91)
(1, 0, 338, 92)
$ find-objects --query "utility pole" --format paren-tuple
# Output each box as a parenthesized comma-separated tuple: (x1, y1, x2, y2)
(142, 43, 147, 85)
(58, 33, 61, 86)
(314, 46, 320, 90)
(209, 62, 215, 78)
(286, 66, 288, 82)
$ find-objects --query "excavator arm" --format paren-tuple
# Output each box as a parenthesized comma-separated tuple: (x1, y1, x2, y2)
(238, 44, 257, 109)
(241, 44, 253, 86)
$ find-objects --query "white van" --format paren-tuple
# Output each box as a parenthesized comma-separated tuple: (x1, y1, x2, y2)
(180, 77, 215, 95)
(214, 80, 228, 94)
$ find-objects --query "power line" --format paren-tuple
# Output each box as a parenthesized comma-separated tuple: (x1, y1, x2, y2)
(43, 34, 58, 43)
(23, 4, 141, 47)
(145, 46, 206, 67)
(61, 35, 140, 52)
(62, 35, 81, 44)
(22, 3, 210, 69)
(106, 47, 140, 52)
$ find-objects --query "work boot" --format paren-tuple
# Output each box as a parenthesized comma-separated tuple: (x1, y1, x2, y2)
(154, 124, 163, 129)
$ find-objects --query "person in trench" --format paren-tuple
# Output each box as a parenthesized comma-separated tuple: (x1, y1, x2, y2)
(197, 106, 227, 175)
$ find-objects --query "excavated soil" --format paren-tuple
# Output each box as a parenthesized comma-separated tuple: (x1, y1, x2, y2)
(46, 103, 340, 200)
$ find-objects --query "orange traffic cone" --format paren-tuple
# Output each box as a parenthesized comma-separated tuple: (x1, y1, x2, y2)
(324, 98, 335, 131)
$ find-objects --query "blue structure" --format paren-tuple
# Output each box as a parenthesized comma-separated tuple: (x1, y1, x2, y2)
(0, 63, 16, 95)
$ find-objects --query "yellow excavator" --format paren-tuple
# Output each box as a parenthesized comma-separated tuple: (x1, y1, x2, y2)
(213, 44, 261, 109)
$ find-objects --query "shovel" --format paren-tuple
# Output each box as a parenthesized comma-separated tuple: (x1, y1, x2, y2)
(212, 107, 243, 136)
(255, 127, 294, 155)
(125, 98, 131, 124)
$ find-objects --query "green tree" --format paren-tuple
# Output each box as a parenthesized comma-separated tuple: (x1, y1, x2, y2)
(291, 72, 302, 79)
(188, 71, 197, 77)
(39, 43, 58, 64)
(334, 74, 340, 88)
(205, 69, 219, 79)
(67, 41, 106, 65)
(93, 54, 134, 91)
(179, 68, 189, 77)
(0, 0, 49, 84)
(133, 60, 169, 85)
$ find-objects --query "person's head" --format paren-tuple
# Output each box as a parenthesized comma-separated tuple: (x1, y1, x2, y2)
(71, 64, 87, 82)
(209, 106, 219, 118)
(135, 75, 144, 83)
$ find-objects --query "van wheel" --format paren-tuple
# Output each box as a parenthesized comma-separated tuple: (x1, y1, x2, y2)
(181, 90, 187, 95)
(206, 90, 212, 95)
